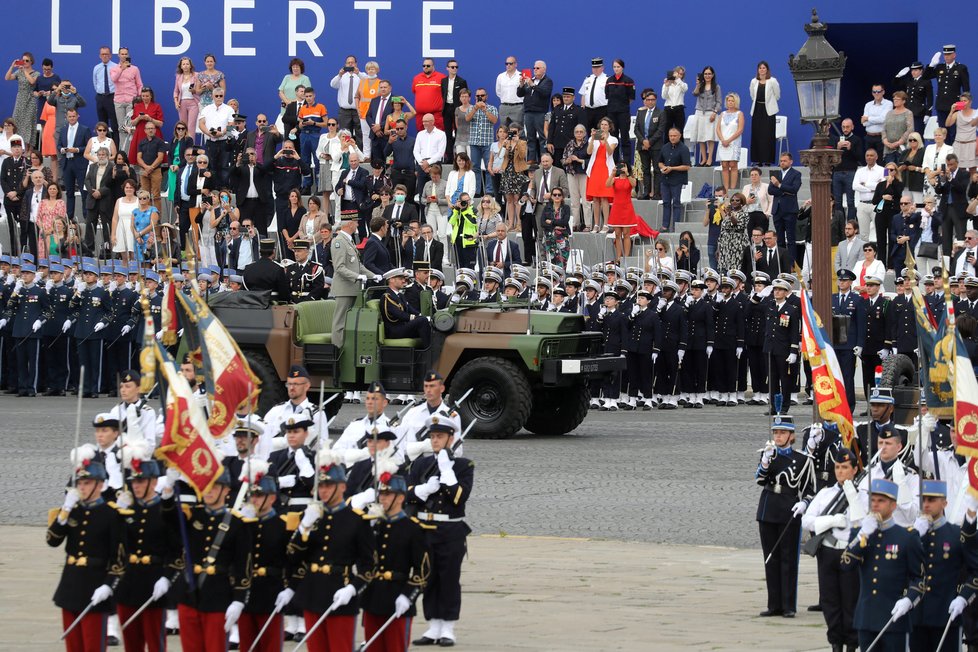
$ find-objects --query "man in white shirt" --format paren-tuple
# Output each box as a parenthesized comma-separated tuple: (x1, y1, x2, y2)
(851, 149, 884, 241)
(578, 57, 609, 131)
(860, 84, 892, 158)
(259, 365, 327, 459)
(496, 55, 523, 129)
(197, 88, 234, 186)
(413, 113, 446, 203)
(333, 381, 396, 450)
(329, 54, 367, 149)
(952, 230, 978, 277)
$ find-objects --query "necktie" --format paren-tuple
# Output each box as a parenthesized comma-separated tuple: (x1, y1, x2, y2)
(103, 64, 109, 93)
(589, 76, 597, 107)
(539, 171, 548, 202)
(645, 110, 651, 135)
(767, 249, 773, 266)
(377, 97, 386, 125)
(395, 205, 402, 223)
(182, 165, 191, 196)
(494, 242, 502, 265)
(424, 240, 430, 262)
(347, 74, 354, 105)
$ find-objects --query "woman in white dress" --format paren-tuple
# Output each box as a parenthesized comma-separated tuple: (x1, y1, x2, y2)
(110, 178, 139, 264)
(851, 242, 886, 297)
(645, 239, 676, 274)
(315, 120, 342, 219)
(83, 121, 117, 164)
(716, 92, 745, 192)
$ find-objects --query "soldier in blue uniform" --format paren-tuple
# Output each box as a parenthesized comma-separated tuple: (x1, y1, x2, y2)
(714, 276, 745, 407)
(654, 280, 687, 409)
(841, 478, 926, 652)
(923, 45, 971, 143)
(756, 412, 815, 618)
(889, 271, 919, 368)
(746, 272, 772, 407)
(861, 275, 893, 415)
(1, 261, 50, 396)
(288, 238, 328, 304)
(105, 262, 138, 395)
(832, 269, 867, 412)
(681, 279, 713, 408)
(624, 288, 658, 410)
(764, 278, 801, 414)
(66, 260, 113, 398)
(909, 480, 978, 651)
(382, 267, 431, 348)
(43, 262, 74, 396)
(407, 413, 473, 648)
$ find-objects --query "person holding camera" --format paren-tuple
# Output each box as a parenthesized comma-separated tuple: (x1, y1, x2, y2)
(56, 108, 91, 225)
(329, 56, 367, 149)
(660, 67, 687, 144)
(675, 231, 701, 272)
(938, 153, 971, 253)
(5, 53, 38, 143)
(449, 192, 479, 268)
(46, 79, 86, 146)
(946, 93, 978, 172)
(197, 88, 234, 188)
(200, 188, 236, 269)
(109, 48, 142, 152)
(499, 126, 529, 235)
(605, 164, 645, 261)
(585, 118, 617, 233)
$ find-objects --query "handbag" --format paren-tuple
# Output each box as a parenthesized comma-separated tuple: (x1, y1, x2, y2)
(918, 242, 940, 259)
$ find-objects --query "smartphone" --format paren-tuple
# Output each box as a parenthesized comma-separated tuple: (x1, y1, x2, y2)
(953, 101, 967, 112)
(343, 66, 354, 73)
(521, 68, 532, 79)
(666, 71, 675, 81)
(883, 168, 889, 178)
(13, 59, 25, 67)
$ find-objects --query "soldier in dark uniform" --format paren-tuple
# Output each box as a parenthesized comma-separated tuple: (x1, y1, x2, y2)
(67, 260, 113, 398)
(923, 45, 971, 143)
(44, 262, 74, 396)
(47, 447, 127, 652)
(479, 268, 502, 303)
(624, 288, 658, 410)
(596, 290, 628, 410)
(288, 239, 327, 303)
(756, 413, 815, 618)
(714, 276, 746, 407)
(728, 269, 752, 404)
(764, 278, 801, 413)
(800, 422, 848, 493)
(237, 464, 298, 652)
(560, 276, 582, 313)
(681, 279, 713, 408)
(840, 478, 925, 652)
(105, 263, 138, 395)
(546, 87, 587, 168)
(430, 270, 450, 310)
(889, 272, 919, 368)
(223, 416, 263, 505)
(910, 480, 978, 652)
(894, 62, 935, 136)
(267, 409, 316, 515)
(114, 445, 180, 652)
(746, 272, 772, 407)
(1, 261, 50, 396)
(243, 239, 290, 302)
(0, 255, 13, 392)
(404, 263, 429, 314)
(343, 429, 397, 502)
(654, 280, 687, 409)
(860, 275, 893, 415)
(832, 269, 867, 412)
(288, 451, 377, 652)
(407, 414, 473, 648)
(381, 267, 431, 348)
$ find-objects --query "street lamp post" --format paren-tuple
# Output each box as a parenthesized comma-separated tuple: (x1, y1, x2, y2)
(788, 8, 845, 341)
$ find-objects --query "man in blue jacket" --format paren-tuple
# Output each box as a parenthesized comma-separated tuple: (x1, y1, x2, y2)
(768, 152, 802, 270)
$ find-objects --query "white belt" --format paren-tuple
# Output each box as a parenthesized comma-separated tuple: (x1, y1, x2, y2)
(823, 538, 849, 551)
(417, 511, 463, 523)
(179, 495, 198, 504)
(288, 497, 313, 507)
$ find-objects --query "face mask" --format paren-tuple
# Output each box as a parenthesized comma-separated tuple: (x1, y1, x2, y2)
(394, 195, 405, 204)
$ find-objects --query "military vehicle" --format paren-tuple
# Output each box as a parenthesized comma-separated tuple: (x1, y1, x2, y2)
(210, 288, 626, 439)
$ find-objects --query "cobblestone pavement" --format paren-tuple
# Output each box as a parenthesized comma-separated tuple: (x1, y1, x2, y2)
(0, 394, 804, 548)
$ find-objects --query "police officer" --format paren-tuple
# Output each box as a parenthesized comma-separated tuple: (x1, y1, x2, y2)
(0, 261, 50, 396)
(756, 413, 815, 619)
(596, 289, 627, 410)
(44, 262, 74, 396)
(764, 278, 800, 414)
(407, 414, 473, 648)
(655, 280, 687, 409)
(66, 260, 113, 398)
(624, 288, 658, 410)
(746, 272, 772, 407)
(47, 445, 127, 652)
(267, 409, 316, 514)
(923, 45, 971, 143)
(242, 239, 291, 301)
(841, 478, 925, 652)
(381, 267, 431, 348)
(832, 269, 867, 412)
(288, 238, 327, 303)
(714, 276, 745, 407)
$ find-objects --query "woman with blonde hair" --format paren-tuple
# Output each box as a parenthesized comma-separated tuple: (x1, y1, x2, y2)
(716, 92, 745, 191)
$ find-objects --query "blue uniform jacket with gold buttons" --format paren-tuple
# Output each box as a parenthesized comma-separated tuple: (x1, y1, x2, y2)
(4, 283, 51, 339)
(864, 296, 892, 352)
(913, 518, 977, 626)
(406, 454, 474, 529)
(841, 521, 925, 633)
(888, 294, 917, 353)
(43, 283, 74, 338)
(69, 285, 113, 340)
(626, 307, 658, 353)
(361, 512, 430, 618)
(685, 298, 714, 351)
(713, 296, 744, 350)
(114, 496, 181, 607)
(832, 292, 866, 350)
(656, 300, 688, 351)
(244, 509, 295, 615)
(763, 300, 800, 357)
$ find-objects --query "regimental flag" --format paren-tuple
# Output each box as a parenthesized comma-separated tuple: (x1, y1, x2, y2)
(160, 277, 179, 346)
(138, 292, 156, 395)
(912, 284, 954, 419)
(175, 285, 260, 443)
(152, 338, 223, 496)
(800, 290, 858, 464)
(954, 330, 978, 497)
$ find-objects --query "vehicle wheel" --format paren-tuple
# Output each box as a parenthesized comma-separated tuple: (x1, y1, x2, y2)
(451, 356, 532, 439)
(881, 353, 916, 389)
(524, 385, 590, 436)
(244, 350, 287, 414)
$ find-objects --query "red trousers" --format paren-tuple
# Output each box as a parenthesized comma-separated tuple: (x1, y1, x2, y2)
(301, 611, 355, 652)
(238, 612, 283, 652)
(61, 609, 106, 652)
(177, 604, 227, 652)
(117, 604, 166, 651)
(362, 612, 412, 652)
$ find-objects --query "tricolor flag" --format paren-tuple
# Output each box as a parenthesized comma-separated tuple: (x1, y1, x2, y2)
(954, 330, 978, 498)
(799, 289, 858, 463)
(160, 276, 179, 345)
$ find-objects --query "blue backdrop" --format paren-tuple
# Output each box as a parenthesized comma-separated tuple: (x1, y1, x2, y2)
(3, 1, 975, 151)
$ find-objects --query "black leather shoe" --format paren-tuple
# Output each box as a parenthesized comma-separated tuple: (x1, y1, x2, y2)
(437, 640, 456, 647)
(282, 632, 293, 641)
(413, 637, 439, 646)
(107, 635, 119, 646)
(758, 609, 782, 617)
(782, 610, 796, 618)
(84, 392, 98, 398)
(807, 604, 822, 612)
(165, 627, 179, 636)
(46, 389, 66, 397)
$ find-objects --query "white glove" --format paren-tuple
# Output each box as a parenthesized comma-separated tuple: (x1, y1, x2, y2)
(115, 491, 133, 510)
(896, 66, 910, 77)
(224, 600, 244, 632)
(0, 319, 7, 329)
(761, 444, 775, 468)
(891, 596, 913, 619)
(61, 487, 81, 513)
(891, 347, 898, 355)
(90, 584, 113, 605)
(356, 274, 367, 283)
(394, 594, 412, 617)
(93, 322, 105, 332)
(372, 275, 383, 283)
(831, 513, 849, 529)
(878, 348, 890, 360)
(293, 449, 314, 478)
(913, 516, 930, 537)
(791, 501, 807, 518)
(177, 328, 183, 337)
(332, 584, 356, 607)
(860, 515, 879, 538)
(278, 474, 296, 489)
(950, 595, 968, 620)
(630, 304, 639, 317)
(239, 504, 257, 519)
(706, 345, 713, 358)
(414, 475, 441, 501)
(437, 449, 454, 473)
(787, 353, 797, 365)
(32, 319, 43, 332)
(806, 425, 824, 452)
(651, 352, 658, 363)
(166, 468, 181, 484)
(677, 350, 685, 364)
(120, 324, 131, 336)
(151, 577, 171, 602)
(300, 503, 321, 531)
(274, 588, 295, 612)
(62, 319, 72, 333)
(350, 488, 376, 510)
(155, 330, 163, 340)
(966, 493, 978, 516)
(14, 279, 23, 292)
(108, 281, 117, 292)
(45, 279, 54, 292)
(853, 346, 863, 357)
(736, 347, 743, 359)
(931, 51, 942, 66)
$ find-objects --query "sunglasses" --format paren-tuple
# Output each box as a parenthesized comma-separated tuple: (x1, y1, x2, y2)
(96, 128, 107, 132)
(475, 95, 486, 99)
(175, 126, 186, 131)
(423, 65, 433, 69)
(213, 94, 224, 98)
(899, 201, 912, 205)
(327, 122, 337, 126)
(505, 61, 516, 66)
(197, 161, 208, 165)
(256, 119, 267, 124)
(872, 90, 884, 94)
(863, 248, 874, 252)
(447, 65, 458, 69)
(396, 127, 406, 131)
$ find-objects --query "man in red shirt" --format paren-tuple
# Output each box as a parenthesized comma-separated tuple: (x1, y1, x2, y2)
(411, 58, 445, 131)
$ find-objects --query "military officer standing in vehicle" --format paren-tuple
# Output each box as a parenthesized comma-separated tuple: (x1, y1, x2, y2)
(832, 269, 866, 413)
(332, 216, 379, 349)
(288, 239, 327, 303)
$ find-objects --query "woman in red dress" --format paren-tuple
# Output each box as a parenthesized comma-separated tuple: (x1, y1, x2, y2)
(605, 164, 658, 261)
(128, 87, 164, 162)
(585, 117, 617, 232)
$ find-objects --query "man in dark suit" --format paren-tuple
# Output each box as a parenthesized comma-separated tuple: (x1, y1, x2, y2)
(361, 217, 393, 276)
(280, 85, 306, 146)
(483, 222, 521, 279)
(415, 223, 444, 271)
(754, 230, 790, 277)
(633, 89, 665, 199)
(440, 61, 468, 156)
(936, 153, 970, 252)
(83, 148, 114, 256)
(546, 87, 587, 166)
(242, 239, 290, 301)
(334, 152, 371, 237)
(366, 81, 395, 166)
(227, 219, 260, 270)
(244, 115, 282, 165)
(231, 147, 274, 237)
(57, 108, 92, 223)
(768, 152, 802, 270)
(381, 185, 420, 236)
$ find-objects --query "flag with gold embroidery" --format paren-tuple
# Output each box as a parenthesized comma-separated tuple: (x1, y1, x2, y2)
(911, 284, 954, 419)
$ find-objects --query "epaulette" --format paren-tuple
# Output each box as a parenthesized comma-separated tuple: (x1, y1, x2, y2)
(410, 516, 436, 530)
(233, 509, 257, 523)
(181, 504, 192, 519)
(109, 501, 135, 516)
(47, 507, 61, 527)
(281, 512, 301, 532)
